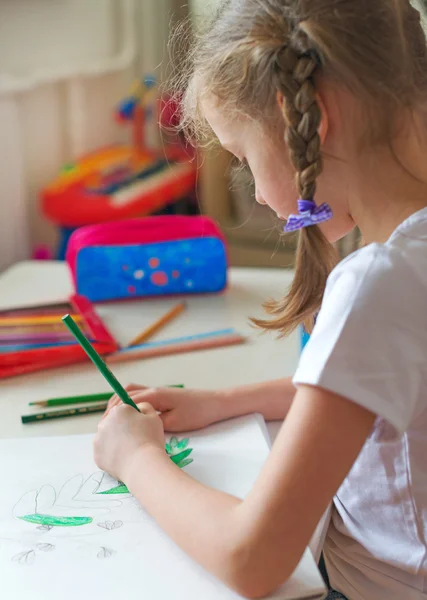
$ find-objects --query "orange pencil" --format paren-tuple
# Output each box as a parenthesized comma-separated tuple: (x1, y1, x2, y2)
(127, 302, 186, 347)
(108, 332, 245, 365)
(0, 314, 83, 327)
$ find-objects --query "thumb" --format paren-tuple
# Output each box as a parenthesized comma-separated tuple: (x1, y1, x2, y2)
(136, 402, 157, 416)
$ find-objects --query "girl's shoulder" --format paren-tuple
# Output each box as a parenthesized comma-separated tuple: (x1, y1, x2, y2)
(326, 235, 427, 312)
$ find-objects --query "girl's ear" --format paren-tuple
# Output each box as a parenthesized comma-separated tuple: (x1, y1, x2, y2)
(276, 91, 329, 144)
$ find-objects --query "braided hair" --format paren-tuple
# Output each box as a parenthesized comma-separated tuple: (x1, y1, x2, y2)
(175, 0, 427, 334)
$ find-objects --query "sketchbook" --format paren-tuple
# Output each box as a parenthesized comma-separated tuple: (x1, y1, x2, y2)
(0, 414, 326, 600)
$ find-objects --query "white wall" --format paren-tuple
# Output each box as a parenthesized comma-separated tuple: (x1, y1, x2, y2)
(0, 0, 179, 271)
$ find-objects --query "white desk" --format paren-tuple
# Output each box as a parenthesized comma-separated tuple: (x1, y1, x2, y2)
(0, 261, 328, 561)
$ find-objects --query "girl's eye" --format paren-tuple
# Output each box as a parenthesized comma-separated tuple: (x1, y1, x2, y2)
(229, 156, 254, 192)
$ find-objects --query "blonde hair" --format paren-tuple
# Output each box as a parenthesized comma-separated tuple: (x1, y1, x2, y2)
(173, 0, 427, 335)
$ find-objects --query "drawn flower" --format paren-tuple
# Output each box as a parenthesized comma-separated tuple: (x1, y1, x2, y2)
(97, 520, 123, 531)
(97, 546, 115, 560)
(98, 437, 194, 496)
(14, 473, 121, 529)
(98, 483, 130, 496)
(12, 550, 35, 565)
(166, 437, 194, 469)
(36, 543, 55, 552)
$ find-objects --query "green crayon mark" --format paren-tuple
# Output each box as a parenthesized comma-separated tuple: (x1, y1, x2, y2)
(169, 448, 193, 465)
(98, 437, 194, 495)
(19, 514, 93, 527)
(98, 483, 130, 495)
(176, 458, 193, 469)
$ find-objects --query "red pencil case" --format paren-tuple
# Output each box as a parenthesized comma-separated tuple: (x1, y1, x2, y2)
(66, 216, 228, 302)
(0, 295, 118, 379)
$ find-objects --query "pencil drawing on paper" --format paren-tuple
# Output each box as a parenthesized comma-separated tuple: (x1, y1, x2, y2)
(98, 483, 130, 496)
(36, 543, 55, 552)
(12, 550, 35, 565)
(97, 520, 123, 530)
(97, 546, 115, 560)
(6, 436, 195, 564)
(12, 473, 120, 532)
(19, 514, 93, 527)
(11, 543, 56, 566)
(98, 436, 194, 495)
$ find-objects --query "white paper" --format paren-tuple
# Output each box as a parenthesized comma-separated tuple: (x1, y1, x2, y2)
(0, 415, 325, 600)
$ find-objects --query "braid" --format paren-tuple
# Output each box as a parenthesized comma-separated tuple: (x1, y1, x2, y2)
(253, 38, 338, 336)
(175, 0, 427, 336)
(274, 45, 322, 200)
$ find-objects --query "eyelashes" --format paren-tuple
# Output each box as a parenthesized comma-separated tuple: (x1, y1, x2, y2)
(230, 156, 251, 177)
(229, 156, 254, 194)
(230, 156, 247, 168)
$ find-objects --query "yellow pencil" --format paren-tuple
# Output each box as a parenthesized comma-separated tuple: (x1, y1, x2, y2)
(127, 302, 186, 347)
(0, 314, 83, 327)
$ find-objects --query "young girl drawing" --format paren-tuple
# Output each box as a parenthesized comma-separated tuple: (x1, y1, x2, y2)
(94, 1, 427, 598)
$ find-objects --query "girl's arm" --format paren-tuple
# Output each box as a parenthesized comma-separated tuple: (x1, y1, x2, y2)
(219, 377, 296, 421)
(105, 378, 296, 432)
(95, 385, 375, 598)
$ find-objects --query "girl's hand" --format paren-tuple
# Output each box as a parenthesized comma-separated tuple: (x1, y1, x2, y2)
(94, 402, 165, 482)
(104, 385, 225, 432)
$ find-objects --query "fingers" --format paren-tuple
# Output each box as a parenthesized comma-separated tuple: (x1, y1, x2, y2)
(136, 402, 157, 416)
(101, 401, 156, 425)
(160, 411, 178, 432)
(103, 384, 147, 419)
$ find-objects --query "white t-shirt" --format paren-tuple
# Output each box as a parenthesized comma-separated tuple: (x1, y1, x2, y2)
(293, 207, 427, 600)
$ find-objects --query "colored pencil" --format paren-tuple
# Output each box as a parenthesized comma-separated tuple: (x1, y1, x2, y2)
(126, 329, 236, 350)
(0, 314, 83, 327)
(0, 341, 79, 353)
(29, 385, 185, 408)
(127, 302, 186, 347)
(62, 314, 140, 412)
(116, 328, 236, 351)
(107, 332, 246, 365)
(0, 333, 78, 343)
(29, 392, 114, 408)
(22, 402, 108, 424)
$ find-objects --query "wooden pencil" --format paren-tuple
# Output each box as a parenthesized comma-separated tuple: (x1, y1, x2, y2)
(0, 314, 83, 327)
(127, 302, 186, 347)
(107, 332, 246, 365)
(21, 402, 108, 424)
(62, 314, 140, 412)
(29, 385, 184, 408)
(29, 392, 114, 408)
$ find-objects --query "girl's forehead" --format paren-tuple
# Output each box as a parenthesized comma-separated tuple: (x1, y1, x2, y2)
(202, 98, 251, 144)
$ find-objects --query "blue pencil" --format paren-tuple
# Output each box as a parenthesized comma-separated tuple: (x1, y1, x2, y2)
(0, 341, 81, 353)
(119, 329, 236, 353)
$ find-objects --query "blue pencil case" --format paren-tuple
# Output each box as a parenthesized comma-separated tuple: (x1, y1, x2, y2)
(66, 216, 228, 302)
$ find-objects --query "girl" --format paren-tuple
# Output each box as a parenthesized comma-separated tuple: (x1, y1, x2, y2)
(94, 1, 427, 598)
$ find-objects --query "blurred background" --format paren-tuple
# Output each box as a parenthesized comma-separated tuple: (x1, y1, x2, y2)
(1, 0, 388, 274)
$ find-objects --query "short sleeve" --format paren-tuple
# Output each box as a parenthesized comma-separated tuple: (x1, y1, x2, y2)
(293, 244, 426, 437)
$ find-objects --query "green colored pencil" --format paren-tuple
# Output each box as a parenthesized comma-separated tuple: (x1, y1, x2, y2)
(29, 385, 185, 409)
(29, 392, 113, 408)
(22, 402, 108, 424)
(62, 314, 140, 412)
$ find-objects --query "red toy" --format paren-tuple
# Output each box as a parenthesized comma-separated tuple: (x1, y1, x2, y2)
(41, 77, 197, 230)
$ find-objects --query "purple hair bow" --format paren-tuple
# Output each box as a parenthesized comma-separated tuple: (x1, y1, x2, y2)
(284, 199, 333, 233)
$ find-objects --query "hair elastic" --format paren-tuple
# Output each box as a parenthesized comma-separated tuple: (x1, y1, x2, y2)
(284, 199, 333, 232)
